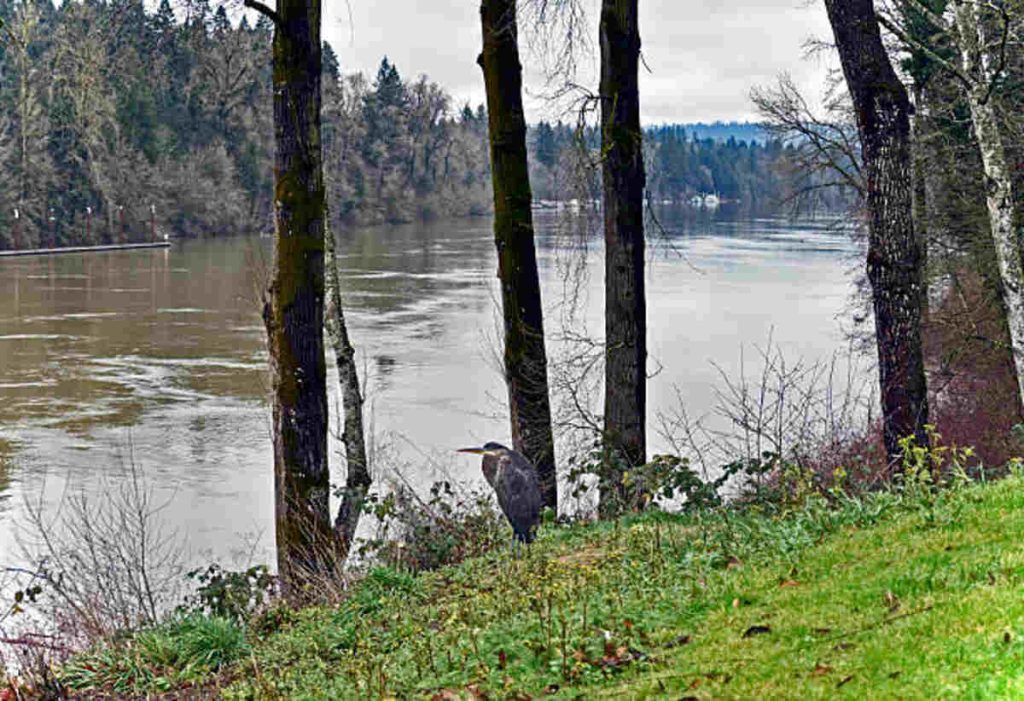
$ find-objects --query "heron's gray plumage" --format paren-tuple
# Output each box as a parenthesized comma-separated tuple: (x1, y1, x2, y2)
(471, 442, 542, 544)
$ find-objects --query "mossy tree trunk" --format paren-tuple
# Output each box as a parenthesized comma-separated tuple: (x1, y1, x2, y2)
(325, 223, 371, 560)
(246, 0, 333, 589)
(478, 0, 557, 509)
(600, 0, 647, 516)
(824, 0, 930, 464)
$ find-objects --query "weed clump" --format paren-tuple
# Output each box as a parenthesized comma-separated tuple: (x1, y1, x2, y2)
(59, 614, 247, 695)
(359, 480, 508, 573)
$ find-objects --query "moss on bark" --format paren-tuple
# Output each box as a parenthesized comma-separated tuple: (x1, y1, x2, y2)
(479, 0, 557, 509)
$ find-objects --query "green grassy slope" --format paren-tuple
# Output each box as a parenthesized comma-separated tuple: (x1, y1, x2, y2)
(62, 476, 1024, 699)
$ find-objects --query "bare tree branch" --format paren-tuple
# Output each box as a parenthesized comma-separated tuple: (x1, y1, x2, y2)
(876, 11, 973, 87)
(242, 0, 280, 25)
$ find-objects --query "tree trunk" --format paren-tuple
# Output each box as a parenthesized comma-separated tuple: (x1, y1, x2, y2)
(253, 0, 334, 590)
(951, 0, 1024, 415)
(325, 223, 371, 560)
(600, 0, 647, 515)
(911, 82, 929, 322)
(824, 0, 930, 464)
(478, 0, 557, 509)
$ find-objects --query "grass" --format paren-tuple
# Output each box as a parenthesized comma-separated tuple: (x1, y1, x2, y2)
(57, 475, 1024, 699)
(60, 614, 247, 695)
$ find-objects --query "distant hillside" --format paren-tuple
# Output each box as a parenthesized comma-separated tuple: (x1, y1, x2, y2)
(671, 121, 768, 144)
(528, 121, 790, 206)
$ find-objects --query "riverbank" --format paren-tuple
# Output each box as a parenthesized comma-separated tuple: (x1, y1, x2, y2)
(41, 472, 1024, 699)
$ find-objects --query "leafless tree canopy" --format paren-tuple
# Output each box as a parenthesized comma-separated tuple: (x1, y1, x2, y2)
(752, 72, 864, 211)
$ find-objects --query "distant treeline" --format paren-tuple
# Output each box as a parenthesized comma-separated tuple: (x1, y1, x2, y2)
(528, 121, 853, 210)
(667, 121, 768, 144)
(0, 0, 836, 250)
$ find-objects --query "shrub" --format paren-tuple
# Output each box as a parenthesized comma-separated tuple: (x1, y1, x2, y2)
(566, 446, 727, 515)
(12, 455, 184, 646)
(925, 267, 1024, 469)
(359, 480, 507, 573)
(180, 564, 275, 624)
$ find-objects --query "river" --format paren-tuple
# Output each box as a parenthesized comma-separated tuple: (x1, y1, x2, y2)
(0, 207, 861, 570)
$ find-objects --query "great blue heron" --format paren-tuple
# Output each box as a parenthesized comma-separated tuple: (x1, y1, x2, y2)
(458, 442, 542, 546)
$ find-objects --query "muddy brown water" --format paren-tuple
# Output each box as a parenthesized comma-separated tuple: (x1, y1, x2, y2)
(0, 208, 861, 570)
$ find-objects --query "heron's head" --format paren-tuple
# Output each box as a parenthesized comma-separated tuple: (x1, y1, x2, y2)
(456, 441, 509, 457)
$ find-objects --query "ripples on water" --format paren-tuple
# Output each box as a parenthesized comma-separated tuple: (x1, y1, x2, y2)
(0, 208, 860, 569)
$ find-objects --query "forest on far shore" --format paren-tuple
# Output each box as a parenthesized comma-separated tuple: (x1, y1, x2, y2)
(0, 0, 847, 250)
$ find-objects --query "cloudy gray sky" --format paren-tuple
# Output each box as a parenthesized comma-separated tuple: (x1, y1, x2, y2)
(319, 0, 835, 124)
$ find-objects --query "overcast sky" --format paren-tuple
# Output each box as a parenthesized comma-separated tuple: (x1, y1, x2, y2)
(317, 0, 836, 125)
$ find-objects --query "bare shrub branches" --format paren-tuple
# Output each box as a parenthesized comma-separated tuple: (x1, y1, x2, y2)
(10, 453, 184, 647)
(658, 337, 877, 486)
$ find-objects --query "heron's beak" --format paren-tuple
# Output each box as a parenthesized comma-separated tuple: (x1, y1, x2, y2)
(457, 447, 487, 455)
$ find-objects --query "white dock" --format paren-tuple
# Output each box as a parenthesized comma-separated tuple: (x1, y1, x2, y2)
(0, 241, 172, 258)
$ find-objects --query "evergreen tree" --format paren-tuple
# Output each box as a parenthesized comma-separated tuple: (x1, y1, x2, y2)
(322, 41, 340, 82)
(151, 0, 175, 36)
(212, 5, 230, 37)
(533, 121, 558, 168)
(0, 2, 827, 248)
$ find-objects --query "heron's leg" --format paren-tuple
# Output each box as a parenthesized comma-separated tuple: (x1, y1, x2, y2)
(511, 533, 523, 560)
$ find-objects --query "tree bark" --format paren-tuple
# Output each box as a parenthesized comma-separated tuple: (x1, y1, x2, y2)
(478, 0, 557, 509)
(911, 82, 929, 323)
(325, 223, 371, 560)
(951, 0, 1024, 415)
(253, 0, 334, 589)
(600, 0, 647, 515)
(824, 0, 930, 464)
